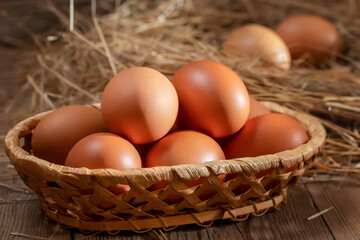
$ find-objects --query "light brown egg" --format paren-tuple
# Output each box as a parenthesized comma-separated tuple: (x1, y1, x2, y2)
(172, 60, 250, 139)
(224, 24, 291, 70)
(276, 14, 344, 65)
(65, 132, 141, 170)
(248, 97, 271, 120)
(101, 67, 179, 144)
(31, 105, 107, 165)
(145, 130, 226, 204)
(65, 132, 142, 209)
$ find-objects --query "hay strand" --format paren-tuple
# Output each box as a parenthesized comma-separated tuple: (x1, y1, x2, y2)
(307, 207, 334, 220)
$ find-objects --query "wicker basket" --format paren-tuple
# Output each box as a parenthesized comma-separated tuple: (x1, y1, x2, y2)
(4, 101, 325, 233)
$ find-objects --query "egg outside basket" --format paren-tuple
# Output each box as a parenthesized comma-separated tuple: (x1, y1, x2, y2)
(5, 102, 325, 233)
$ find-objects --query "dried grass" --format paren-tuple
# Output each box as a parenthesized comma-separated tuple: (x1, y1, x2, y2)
(8, 0, 360, 183)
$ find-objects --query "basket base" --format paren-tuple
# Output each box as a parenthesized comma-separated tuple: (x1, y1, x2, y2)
(42, 194, 284, 232)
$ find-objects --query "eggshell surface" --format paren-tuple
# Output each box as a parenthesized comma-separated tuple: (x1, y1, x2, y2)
(224, 24, 291, 70)
(145, 130, 226, 203)
(31, 105, 107, 165)
(225, 113, 309, 158)
(276, 14, 343, 65)
(172, 60, 250, 138)
(65, 132, 142, 208)
(65, 132, 142, 171)
(101, 67, 179, 144)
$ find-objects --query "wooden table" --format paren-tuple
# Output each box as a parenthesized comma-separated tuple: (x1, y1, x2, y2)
(1, 48, 359, 240)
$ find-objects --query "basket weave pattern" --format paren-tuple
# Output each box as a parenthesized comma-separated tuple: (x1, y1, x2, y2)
(5, 102, 326, 232)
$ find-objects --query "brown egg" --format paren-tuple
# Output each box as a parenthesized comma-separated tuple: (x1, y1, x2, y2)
(145, 130, 226, 204)
(276, 14, 344, 65)
(31, 105, 107, 165)
(172, 60, 250, 139)
(224, 24, 291, 70)
(65, 132, 142, 209)
(101, 67, 179, 144)
(248, 97, 271, 120)
(65, 132, 141, 170)
(225, 113, 308, 195)
(215, 97, 271, 146)
(225, 113, 308, 158)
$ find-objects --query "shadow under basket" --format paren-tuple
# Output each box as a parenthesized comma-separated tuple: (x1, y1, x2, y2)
(4, 102, 326, 233)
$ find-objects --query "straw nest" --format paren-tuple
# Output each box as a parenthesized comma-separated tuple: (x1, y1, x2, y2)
(5, 0, 360, 184)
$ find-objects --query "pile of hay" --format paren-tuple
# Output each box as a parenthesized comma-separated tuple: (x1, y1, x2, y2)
(7, 0, 360, 183)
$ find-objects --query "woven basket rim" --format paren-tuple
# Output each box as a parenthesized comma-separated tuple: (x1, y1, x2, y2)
(4, 101, 326, 182)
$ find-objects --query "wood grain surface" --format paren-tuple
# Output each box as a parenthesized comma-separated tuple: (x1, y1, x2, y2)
(1, 48, 359, 240)
(306, 177, 360, 240)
